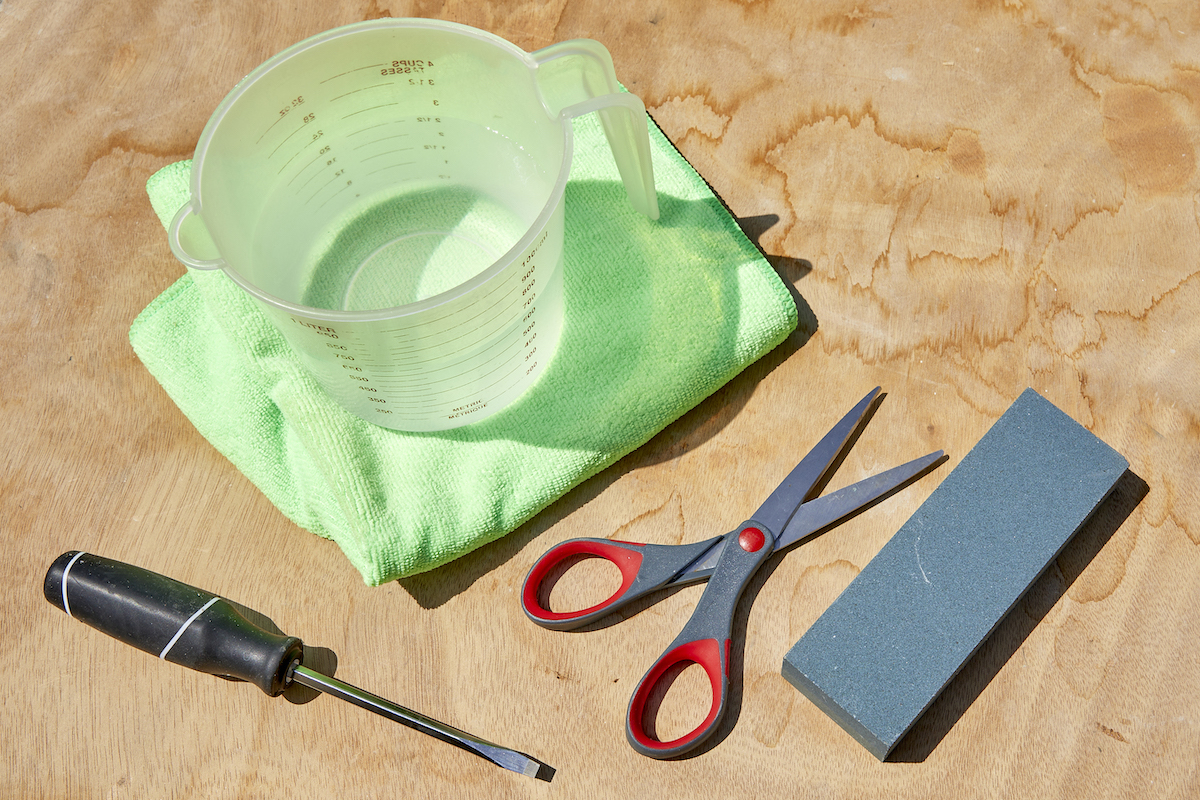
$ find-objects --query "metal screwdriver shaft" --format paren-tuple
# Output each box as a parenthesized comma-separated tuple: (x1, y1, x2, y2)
(43, 551, 553, 782)
(288, 664, 550, 780)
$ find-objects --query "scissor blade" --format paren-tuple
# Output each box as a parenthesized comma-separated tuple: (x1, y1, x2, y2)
(670, 537, 729, 584)
(673, 450, 945, 584)
(774, 450, 945, 552)
(752, 387, 882, 539)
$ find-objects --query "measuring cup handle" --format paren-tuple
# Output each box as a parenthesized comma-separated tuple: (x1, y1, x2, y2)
(167, 201, 225, 270)
(531, 40, 659, 220)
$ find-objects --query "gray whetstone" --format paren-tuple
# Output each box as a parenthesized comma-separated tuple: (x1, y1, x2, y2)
(782, 388, 1127, 760)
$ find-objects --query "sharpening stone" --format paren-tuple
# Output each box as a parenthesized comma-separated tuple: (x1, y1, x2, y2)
(782, 388, 1128, 760)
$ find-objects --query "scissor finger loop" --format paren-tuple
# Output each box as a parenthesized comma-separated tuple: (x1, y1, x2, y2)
(521, 536, 724, 631)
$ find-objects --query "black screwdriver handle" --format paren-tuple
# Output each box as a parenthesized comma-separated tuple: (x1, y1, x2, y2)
(44, 551, 303, 696)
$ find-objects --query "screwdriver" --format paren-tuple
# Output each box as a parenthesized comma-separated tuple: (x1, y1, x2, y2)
(43, 551, 554, 782)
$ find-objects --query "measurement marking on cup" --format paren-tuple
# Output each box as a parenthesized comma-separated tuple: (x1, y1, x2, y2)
(364, 162, 417, 178)
(342, 102, 400, 120)
(367, 340, 525, 406)
(287, 149, 329, 184)
(447, 401, 486, 420)
(359, 300, 529, 365)
(360, 291, 523, 364)
(330, 83, 391, 102)
(376, 270, 524, 336)
(308, 172, 346, 204)
(347, 120, 405, 137)
(321, 221, 551, 419)
(362, 147, 414, 162)
(373, 336, 522, 392)
(315, 180, 354, 210)
(270, 111, 317, 154)
(450, 357, 534, 412)
(269, 123, 308, 159)
(257, 115, 287, 145)
(369, 312, 515, 366)
(319, 63, 390, 84)
(353, 133, 410, 150)
(300, 165, 333, 190)
(367, 295, 522, 360)
(256, 95, 306, 144)
(274, 130, 325, 175)
(421, 293, 522, 349)
(367, 353, 530, 419)
(296, 159, 335, 191)
(277, 149, 303, 175)
(380, 304, 520, 363)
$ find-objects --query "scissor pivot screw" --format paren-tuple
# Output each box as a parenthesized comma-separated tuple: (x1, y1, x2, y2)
(737, 527, 766, 552)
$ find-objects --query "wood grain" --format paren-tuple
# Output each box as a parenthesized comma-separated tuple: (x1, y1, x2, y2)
(3, 1, 1197, 797)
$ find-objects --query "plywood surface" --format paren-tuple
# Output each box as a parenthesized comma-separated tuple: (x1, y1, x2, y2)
(3, 1, 1197, 797)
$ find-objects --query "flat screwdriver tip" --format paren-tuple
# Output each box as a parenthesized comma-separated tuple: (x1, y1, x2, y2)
(479, 745, 555, 781)
(524, 759, 556, 782)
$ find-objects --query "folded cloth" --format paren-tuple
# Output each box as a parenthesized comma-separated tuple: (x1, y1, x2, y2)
(130, 111, 797, 584)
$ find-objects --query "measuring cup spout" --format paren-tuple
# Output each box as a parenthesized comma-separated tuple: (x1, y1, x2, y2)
(532, 41, 659, 220)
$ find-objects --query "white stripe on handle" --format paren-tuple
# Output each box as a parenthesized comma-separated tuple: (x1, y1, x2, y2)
(158, 597, 220, 660)
(60, 551, 88, 618)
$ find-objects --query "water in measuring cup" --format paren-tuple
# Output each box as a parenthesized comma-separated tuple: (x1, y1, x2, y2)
(301, 183, 529, 311)
(261, 117, 553, 314)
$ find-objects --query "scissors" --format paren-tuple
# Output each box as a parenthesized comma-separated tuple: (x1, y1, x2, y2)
(521, 387, 945, 759)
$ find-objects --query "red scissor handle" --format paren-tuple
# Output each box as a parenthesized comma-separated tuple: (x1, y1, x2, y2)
(521, 539, 644, 630)
(626, 636, 730, 758)
(623, 523, 776, 758)
(521, 536, 725, 632)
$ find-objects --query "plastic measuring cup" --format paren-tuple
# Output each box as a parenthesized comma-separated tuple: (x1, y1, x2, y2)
(168, 18, 658, 431)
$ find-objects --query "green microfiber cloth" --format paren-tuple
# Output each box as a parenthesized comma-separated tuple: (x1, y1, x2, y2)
(130, 111, 797, 584)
